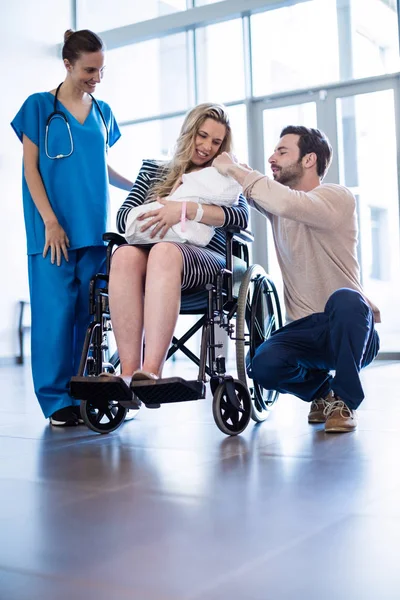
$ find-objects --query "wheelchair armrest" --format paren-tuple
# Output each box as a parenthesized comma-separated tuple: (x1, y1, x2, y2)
(103, 232, 127, 277)
(102, 232, 127, 246)
(225, 226, 254, 244)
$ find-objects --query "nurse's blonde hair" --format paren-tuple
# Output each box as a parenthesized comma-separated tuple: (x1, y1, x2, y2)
(151, 103, 232, 199)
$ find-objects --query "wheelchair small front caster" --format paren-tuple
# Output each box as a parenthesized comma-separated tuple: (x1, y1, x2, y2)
(80, 399, 128, 434)
(212, 379, 251, 436)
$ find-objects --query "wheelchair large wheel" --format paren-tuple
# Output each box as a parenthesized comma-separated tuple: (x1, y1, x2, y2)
(80, 399, 127, 434)
(212, 380, 251, 436)
(236, 265, 283, 422)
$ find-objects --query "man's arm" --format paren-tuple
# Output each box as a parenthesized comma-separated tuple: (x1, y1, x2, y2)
(213, 153, 355, 229)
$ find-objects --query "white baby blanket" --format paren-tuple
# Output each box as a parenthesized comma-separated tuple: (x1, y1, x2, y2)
(124, 167, 242, 247)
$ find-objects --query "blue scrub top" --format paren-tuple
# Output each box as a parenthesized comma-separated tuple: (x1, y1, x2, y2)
(11, 92, 121, 255)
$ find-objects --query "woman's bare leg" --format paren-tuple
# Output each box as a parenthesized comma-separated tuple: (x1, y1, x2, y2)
(142, 243, 183, 376)
(108, 246, 148, 377)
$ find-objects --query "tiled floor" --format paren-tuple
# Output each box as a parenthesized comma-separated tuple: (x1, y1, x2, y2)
(0, 359, 399, 599)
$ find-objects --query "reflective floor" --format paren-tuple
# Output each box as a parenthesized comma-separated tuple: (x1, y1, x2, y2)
(0, 360, 399, 599)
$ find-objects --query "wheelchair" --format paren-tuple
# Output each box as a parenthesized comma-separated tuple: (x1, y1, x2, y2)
(70, 227, 282, 436)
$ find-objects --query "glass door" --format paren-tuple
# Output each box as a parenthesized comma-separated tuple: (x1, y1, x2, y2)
(334, 85, 400, 353)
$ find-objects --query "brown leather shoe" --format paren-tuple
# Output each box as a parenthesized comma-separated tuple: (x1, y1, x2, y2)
(308, 391, 333, 423)
(324, 397, 357, 433)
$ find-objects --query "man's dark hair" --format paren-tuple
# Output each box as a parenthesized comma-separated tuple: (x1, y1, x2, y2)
(280, 126, 332, 178)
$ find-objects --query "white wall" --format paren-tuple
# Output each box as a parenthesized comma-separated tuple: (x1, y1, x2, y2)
(0, 1, 72, 359)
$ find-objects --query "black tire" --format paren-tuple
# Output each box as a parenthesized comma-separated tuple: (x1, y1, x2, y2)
(80, 399, 128, 434)
(236, 265, 282, 422)
(212, 380, 251, 436)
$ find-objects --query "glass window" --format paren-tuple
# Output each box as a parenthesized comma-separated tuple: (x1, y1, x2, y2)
(336, 89, 400, 351)
(77, 0, 188, 31)
(369, 207, 387, 280)
(251, 0, 399, 97)
(227, 104, 248, 164)
(99, 33, 192, 122)
(107, 116, 184, 226)
(196, 19, 245, 104)
(251, 1, 340, 97)
(351, 0, 400, 79)
(37, 7, 72, 44)
(194, 0, 221, 5)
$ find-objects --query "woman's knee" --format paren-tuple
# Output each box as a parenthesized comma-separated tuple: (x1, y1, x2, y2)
(148, 243, 183, 272)
(111, 245, 148, 275)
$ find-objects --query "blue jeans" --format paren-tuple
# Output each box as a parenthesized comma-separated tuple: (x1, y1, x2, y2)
(251, 289, 380, 410)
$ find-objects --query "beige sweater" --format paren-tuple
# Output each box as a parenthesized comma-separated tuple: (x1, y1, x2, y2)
(242, 171, 381, 323)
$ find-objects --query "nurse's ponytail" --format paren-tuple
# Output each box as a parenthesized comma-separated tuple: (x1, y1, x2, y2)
(62, 29, 104, 65)
(64, 29, 74, 43)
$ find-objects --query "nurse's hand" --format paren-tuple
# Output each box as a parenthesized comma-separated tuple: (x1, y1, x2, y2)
(43, 220, 70, 266)
(138, 198, 183, 239)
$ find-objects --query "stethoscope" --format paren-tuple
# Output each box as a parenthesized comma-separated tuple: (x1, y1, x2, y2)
(45, 82, 109, 159)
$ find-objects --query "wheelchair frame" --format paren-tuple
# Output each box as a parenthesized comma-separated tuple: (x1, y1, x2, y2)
(70, 228, 282, 436)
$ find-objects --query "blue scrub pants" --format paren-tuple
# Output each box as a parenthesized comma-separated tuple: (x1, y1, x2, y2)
(28, 246, 106, 418)
(251, 288, 380, 410)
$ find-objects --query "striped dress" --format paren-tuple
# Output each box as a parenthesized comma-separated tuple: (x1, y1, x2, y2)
(116, 159, 249, 291)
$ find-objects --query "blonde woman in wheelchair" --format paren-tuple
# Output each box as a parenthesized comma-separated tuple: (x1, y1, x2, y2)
(108, 103, 249, 393)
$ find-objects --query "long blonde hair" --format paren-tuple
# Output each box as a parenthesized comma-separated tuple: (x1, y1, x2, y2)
(151, 103, 233, 199)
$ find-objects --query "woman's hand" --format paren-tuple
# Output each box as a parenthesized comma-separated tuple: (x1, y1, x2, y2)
(137, 198, 184, 239)
(43, 220, 70, 266)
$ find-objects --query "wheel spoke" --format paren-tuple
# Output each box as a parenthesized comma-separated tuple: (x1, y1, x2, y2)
(253, 314, 265, 341)
(105, 408, 115, 422)
(230, 406, 239, 428)
(221, 396, 235, 423)
(264, 315, 274, 339)
(95, 410, 105, 424)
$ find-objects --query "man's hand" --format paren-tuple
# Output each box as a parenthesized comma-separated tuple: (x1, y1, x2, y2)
(213, 152, 253, 186)
(212, 152, 237, 176)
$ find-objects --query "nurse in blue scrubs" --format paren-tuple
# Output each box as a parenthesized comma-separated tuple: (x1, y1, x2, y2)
(11, 29, 133, 426)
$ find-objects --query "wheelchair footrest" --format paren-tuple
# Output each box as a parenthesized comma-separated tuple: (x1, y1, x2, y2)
(70, 375, 133, 404)
(131, 377, 206, 405)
